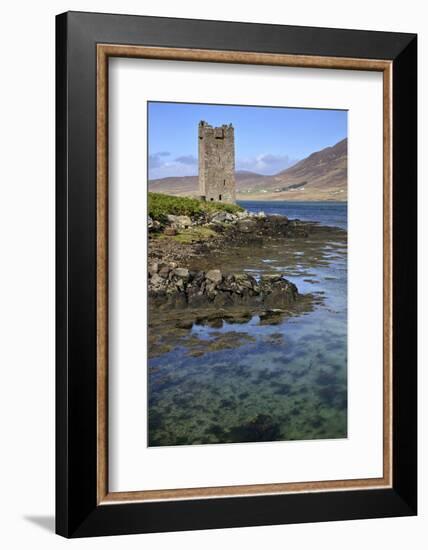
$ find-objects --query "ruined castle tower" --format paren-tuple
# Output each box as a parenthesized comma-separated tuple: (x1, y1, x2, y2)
(198, 121, 236, 204)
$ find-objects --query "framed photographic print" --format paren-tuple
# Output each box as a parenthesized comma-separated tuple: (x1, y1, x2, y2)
(56, 11, 417, 537)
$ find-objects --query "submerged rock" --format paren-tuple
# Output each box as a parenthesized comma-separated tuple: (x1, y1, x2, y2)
(228, 414, 281, 442)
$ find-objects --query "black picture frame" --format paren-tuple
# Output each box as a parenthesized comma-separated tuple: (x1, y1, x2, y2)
(56, 11, 417, 538)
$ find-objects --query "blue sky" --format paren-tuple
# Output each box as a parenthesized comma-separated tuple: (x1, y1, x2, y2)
(148, 102, 347, 179)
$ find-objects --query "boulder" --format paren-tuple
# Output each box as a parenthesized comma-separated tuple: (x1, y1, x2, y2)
(149, 273, 164, 289)
(210, 211, 238, 224)
(173, 267, 190, 280)
(206, 269, 222, 284)
(260, 277, 298, 308)
(210, 211, 227, 223)
(260, 274, 283, 283)
(148, 265, 298, 312)
(148, 262, 159, 276)
(237, 219, 257, 233)
(175, 278, 185, 292)
(148, 216, 161, 232)
(167, 214, 192, 228)
(234, 273, 256, 290)
(164, 227, 177, 236)
(191, 271, 205, 285)
(158, 266, 171, 279)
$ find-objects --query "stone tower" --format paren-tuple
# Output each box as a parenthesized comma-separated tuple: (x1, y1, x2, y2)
(198, 121, 236, 204)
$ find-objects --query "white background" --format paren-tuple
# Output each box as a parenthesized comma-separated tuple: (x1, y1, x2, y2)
(109, 59, 383, 492)
(0, 0, 425, 548)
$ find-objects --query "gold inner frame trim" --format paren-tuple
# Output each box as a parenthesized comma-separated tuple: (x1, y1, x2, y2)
(96, 44, 393, 505)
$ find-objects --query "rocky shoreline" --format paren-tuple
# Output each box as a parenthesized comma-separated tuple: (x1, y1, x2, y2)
(148, 209, 314, 265)
(148, 207, 343, 318)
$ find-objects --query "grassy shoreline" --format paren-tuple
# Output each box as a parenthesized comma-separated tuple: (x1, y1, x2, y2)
(148, 192, 243, 224)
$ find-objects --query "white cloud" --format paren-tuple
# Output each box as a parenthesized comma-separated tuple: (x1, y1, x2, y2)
(237, 153, 298, 175)
(174, 155, 197, 166)
(149, 151, 298, 179)
(149, 152, 198, 179)
(148, 151, 171, 169)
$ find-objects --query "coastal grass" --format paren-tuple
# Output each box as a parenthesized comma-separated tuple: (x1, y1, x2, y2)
(148, 192, 244, 223)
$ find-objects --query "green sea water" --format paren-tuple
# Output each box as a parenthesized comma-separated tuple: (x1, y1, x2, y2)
(148, 202, 347, 446)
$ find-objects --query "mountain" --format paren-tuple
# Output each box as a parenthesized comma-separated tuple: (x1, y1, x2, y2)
(148, 171, 267, 197)
(148, 175, 199, 197)
(261, 138, 347, 200)
(148, 139, 347, 201)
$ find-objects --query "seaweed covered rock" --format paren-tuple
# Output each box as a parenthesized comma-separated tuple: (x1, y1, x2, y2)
(148, 263, 298, 311)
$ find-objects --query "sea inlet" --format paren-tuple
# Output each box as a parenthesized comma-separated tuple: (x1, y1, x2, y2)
(148, 201, 347, 447)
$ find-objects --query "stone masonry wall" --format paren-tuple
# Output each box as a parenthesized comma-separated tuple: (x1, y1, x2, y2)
(198, 121, 236, 204)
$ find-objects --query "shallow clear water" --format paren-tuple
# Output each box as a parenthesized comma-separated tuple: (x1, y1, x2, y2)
(238, 200, 348, 230)
(148, 201, 347, 446)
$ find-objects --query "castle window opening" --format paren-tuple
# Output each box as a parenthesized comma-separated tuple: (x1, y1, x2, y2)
(219, 194, 222, 201)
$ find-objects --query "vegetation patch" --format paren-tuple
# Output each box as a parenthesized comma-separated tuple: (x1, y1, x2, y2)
(151, 226, 218, 244)
(172, 227, 218, 244)
(148, 192, 244, 223)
